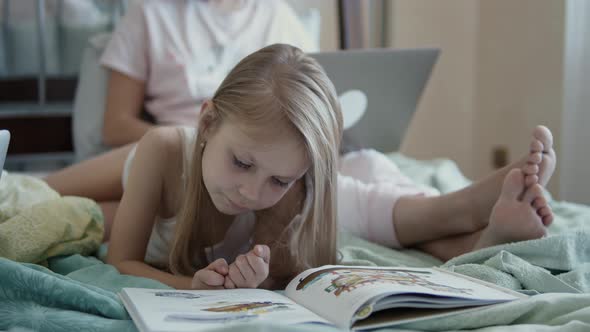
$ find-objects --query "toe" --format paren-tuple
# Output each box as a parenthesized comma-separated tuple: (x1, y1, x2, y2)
(543, 214, 554, 226)
(533, 196, 547, 209)
(528, 152, 542, 164)
(530, 139, 544, 153)
(533, 125, 553, 152)
(501, 169, 525, 200)
(523, 163, 539, 175)
(525, 174, 539, 186)
(538, 206, 552, 217)
(523, 184, 544, 204)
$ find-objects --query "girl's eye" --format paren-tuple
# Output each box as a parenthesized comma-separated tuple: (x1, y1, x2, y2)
(233, 156, 251, 170)
(272, 177, 289, 188)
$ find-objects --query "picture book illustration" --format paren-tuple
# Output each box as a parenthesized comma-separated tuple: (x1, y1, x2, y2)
(296, 267, 473, 296)
(203, 301, 293, 315)
(164, 300, 297, 324)
(153, 291, 206, 299)
(165, 312, 257, 324)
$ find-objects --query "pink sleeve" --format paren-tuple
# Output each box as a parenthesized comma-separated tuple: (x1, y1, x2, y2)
(336, 149, 436, 249)
(337, 175, 407, 248)
(100, 3, 149, 81)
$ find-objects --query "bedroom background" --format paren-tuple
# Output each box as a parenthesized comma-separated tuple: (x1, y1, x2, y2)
(0, 0, 588, 204)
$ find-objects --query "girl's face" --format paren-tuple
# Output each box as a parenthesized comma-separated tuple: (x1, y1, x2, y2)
(201, 119, 310, 215)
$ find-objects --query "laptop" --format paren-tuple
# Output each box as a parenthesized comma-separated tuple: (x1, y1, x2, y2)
(0, 130, 10, 181)
(310, 48, 440, 153)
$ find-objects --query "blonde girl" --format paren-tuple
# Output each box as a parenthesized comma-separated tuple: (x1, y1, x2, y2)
(49, 43, 342, 289)
(46, 44, 558, 290)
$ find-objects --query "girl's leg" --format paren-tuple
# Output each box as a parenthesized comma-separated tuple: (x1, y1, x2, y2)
(394, 126, 556, 248)
(413, 169, 554, 261)
(393, 191, 481, 248)
(415, 230, 483, 262)
(44, 144, 134, 201)
(392, 156, 531, 247)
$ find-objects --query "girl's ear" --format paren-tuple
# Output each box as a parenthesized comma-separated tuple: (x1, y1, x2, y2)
(198, 100, 220, 140)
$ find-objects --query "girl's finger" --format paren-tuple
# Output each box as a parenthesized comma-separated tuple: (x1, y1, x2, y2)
(246, 252, 268, 279)
(228, 263, 246, 287)
(200, 270, 226, 287)
(192, 270, 224, 289)
(234, 254, 256, 286)
(208, 258, 229, 275)
(253, 245, 271, 263)
(224, 276, 236, 289)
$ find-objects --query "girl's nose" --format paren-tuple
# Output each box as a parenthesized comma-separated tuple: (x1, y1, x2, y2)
(238, 177, 263, 204)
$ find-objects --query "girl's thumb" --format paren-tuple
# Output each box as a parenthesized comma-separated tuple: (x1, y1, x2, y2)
(210, 258, 228, 275)
(254, 245, 270, 263)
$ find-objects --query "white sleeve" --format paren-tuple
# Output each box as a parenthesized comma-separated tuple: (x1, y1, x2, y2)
(100, 2, 149, 81)
(268, 0, 319, 53)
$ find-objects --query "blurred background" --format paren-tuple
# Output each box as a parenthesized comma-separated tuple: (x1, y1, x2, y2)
(0, 0, 589, 205)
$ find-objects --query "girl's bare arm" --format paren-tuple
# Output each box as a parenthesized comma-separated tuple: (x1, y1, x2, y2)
(106, 128, 190, 288)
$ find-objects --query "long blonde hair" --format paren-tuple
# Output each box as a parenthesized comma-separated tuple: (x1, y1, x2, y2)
(169, 44, 343, 287)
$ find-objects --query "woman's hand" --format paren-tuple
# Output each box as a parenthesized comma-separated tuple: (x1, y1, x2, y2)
(224, 245, 270, 289)
(191, 258, 229, 290)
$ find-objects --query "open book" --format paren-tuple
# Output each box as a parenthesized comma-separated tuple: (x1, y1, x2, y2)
(120, 265, 526, 331)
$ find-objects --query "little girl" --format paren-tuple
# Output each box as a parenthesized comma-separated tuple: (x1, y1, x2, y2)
(45, 44, 557, 290)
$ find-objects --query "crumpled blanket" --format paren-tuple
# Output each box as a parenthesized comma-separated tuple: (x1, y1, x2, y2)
(0, 171, 103, 264)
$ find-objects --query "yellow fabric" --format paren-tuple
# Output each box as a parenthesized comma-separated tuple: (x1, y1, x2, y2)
(0, 171, 104, 263)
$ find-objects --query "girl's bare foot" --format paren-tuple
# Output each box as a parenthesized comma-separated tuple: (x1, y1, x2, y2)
(468, 125, 556, 231)
(474, 169, 552, 250)
(522, 125, 556, 187)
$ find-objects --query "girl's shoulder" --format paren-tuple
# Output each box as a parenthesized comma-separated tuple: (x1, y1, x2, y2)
(137, 127, 186, 170)
(140, 126, 184, 151)
(136, 127, 189, 207)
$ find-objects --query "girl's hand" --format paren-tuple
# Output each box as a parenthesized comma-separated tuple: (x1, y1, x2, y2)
(191, 258, 229, 289)
(224, 245, 270, 289)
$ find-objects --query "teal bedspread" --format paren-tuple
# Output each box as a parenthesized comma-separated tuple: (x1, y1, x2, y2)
(2, 154, 590, 332)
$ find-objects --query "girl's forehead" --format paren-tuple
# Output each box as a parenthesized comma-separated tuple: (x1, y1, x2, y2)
(220, 121, 310, 175)
(221, 119, 299, 148)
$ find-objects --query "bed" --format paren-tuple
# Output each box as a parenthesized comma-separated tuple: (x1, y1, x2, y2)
(2, 8, 590, 331)
(1, 153, 590, 332)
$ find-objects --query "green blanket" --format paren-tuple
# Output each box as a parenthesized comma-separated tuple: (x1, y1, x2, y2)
(2, 155, 590, 332)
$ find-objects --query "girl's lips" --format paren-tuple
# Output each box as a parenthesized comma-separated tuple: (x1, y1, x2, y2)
(226, 196, 249, 211)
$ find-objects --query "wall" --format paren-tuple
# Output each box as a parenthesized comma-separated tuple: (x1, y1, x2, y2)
(389, 0, 566, 197)
(389, 0, 478, 178)
(475, 0, 564, 196)
(561, 0, 590, 203)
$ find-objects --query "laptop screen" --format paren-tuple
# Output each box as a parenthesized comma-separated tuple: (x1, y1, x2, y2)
(310, 48, 439, 153)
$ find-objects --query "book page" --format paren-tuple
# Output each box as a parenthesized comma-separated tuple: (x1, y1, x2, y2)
(121, 288, 333, 332)
(284, 265, 522, 329)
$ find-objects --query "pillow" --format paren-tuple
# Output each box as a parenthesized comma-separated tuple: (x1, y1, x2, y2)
(72, 33, 111, 161)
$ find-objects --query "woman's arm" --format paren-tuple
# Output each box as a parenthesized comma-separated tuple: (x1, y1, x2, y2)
(106, 128, 189, 288)
(102, 70, 154, 147)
